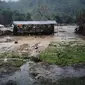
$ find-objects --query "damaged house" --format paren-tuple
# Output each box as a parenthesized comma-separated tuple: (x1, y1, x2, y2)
(13, 21, 56, 35)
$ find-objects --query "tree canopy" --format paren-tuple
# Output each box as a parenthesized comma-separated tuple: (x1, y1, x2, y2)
(0, 8, 32, 25)
(0, 0, 85, 25)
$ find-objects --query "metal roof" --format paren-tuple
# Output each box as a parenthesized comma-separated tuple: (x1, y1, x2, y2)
(13, 21, 57, 25)
(0, 24, 4, 27)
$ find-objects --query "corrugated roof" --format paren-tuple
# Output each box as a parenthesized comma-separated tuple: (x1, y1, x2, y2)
(13, 21, 57, 25)
(0, 24, 4, 27)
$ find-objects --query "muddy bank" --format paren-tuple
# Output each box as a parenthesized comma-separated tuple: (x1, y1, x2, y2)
(1, 61, 85, 85)
(30, 62, 85, 81)
(0, 26, 83, 57)
(0, 59, 26, 80)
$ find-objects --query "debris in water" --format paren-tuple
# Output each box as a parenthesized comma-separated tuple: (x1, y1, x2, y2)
(4, 58, 7, 62)
(6, 37, 12, 42)
(35, 46, 38, 49)
(14, 41, 18, 44)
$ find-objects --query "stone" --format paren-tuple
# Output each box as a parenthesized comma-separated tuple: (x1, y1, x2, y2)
(14, 41, 18, 44)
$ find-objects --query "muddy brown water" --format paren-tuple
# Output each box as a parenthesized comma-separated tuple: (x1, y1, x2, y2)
(0, 25, 84, 53)
(0, 25, 85, 85)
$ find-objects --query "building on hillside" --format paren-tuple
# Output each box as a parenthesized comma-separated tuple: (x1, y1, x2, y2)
(13, 21, 57, 35)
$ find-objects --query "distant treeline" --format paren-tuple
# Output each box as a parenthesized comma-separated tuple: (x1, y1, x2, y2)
(0, 0, 85, 25)
(0, 8, 76, 25)
(0, 9, 31, 26)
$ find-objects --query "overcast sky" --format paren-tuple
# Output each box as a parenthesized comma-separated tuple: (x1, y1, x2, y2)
(1, 0, 19, 2)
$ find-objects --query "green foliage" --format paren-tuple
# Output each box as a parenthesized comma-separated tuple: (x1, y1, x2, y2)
(12, 10, 32, 21)
(9, 60, 25, 67)
(0, 9, 13, 25)
(54, 14, 76, 24)
(0, 0, 85, 24)
(7, 0, 85, 21)
(40, 42, 85, 66)
(0, 59, 25, 67)
(0, 2, 32, 25)
(0, 52, 26, 67)
(75, 10, 85, 35)
(0, 52, 21, 58)
(76, 10, 85, 26)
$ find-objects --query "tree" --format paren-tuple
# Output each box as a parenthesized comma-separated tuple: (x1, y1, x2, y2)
(2, 9, 13, 25)
(76, 11, 85, 26)
(55, 16, 62, 24)
(26, 13, 32, 20)
(12, 10, 32, 21)
(0, 9, 13, 25)
(76, 10, 85, 35)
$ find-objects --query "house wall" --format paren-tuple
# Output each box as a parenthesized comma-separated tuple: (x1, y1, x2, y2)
(13, 24, 54, 35)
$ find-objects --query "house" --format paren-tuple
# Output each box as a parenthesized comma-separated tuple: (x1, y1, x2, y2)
(13, 21, 56, 35)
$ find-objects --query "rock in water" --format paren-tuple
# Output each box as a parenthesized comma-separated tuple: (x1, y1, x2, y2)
(4, 58, 7, 62)
(14, 41, 18, 44)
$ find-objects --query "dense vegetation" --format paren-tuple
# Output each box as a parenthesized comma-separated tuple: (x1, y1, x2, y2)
(8, 0, 85, 22)
(40, 41, 85, 66)
(0, 1, 32, 25)
(0, 9, 31, 25)
(75, 10, 85, 35)
(0, 0, 85, 25)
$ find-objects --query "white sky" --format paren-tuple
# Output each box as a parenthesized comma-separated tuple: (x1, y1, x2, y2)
(1, 0, 19, 2)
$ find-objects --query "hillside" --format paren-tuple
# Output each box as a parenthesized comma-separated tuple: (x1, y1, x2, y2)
(7, 0, 85, 20)
(0, 0, 85, 22)
(0, 1, 9, 9)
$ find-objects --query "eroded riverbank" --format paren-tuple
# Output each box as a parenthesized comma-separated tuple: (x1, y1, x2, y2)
(1, 61, 85, 85)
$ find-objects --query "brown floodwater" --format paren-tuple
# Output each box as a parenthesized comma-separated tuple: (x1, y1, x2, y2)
(0, 25, 84, 53)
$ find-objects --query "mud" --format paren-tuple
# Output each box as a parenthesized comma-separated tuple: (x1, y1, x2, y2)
(1, 61, 85, 85)
(30, 62, 85, 79)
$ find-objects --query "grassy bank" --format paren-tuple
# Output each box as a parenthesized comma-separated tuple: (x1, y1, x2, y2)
(0, 52, 29, 59)
(39, 41, 85, 66)
(0, 59, 25, 67)
(0, 52, 26, 67)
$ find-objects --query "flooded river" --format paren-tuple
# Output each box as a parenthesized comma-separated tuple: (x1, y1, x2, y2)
(0, 25, 84, 53)
(0, 25, 85, 85)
